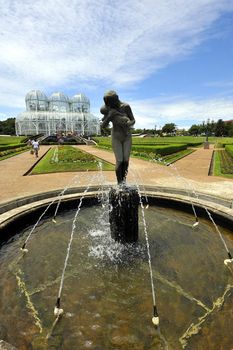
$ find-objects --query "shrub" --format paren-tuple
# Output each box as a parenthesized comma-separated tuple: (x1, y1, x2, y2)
(0, 146, 29, 158)
(0, 143, 28, 151)
(131, 144, 187, 156)
(225, 145, 233, 158)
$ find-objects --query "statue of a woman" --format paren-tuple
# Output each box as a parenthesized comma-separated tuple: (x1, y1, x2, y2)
(100, 90, 135, 184)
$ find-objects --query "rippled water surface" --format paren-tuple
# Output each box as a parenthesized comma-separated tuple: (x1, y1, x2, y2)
(0, 204, 233, 349)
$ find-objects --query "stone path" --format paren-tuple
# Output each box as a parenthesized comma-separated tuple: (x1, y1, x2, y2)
(0, 144, 233, 205)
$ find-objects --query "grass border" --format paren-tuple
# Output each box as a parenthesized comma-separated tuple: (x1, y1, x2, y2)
(213, 150, 233, 179)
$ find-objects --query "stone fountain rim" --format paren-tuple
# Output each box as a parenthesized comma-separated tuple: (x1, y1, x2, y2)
(0, 185, 233, 233)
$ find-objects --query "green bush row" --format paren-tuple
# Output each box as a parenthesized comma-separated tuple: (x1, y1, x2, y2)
(0, 143, 28, 151)
(225, 145, 233, 158)
(131, 144, 187, 156)
(93, 136, 202, 147)
(0, 146, 29, 158)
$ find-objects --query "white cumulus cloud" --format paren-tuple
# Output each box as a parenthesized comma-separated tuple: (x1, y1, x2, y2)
(0, 0, 233, 115)
(129, 95, 233, 129)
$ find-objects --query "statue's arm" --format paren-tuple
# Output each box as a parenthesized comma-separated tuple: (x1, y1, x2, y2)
(125, 104, 135, 126)
(100, 105, 112, 128)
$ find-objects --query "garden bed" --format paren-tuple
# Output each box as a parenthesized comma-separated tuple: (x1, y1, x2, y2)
(30, 145, 115, 174)
(213, 150, 233, 178)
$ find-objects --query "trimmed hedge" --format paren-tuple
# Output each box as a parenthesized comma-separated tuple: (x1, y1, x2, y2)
(93, 137, 202, 147)
(225, 145, 233, 158)
(131, 143, 187, 156)
(0, 143, 28, 151)
(0, 146, 29, 158)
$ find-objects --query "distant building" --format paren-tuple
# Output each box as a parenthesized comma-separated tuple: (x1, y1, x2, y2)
(15, 90, 100, 136)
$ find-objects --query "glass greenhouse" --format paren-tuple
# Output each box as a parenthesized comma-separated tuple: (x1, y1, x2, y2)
(15, 90, 100, 136)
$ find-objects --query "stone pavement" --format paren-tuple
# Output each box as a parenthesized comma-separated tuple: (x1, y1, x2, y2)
(0, 144, 233, 205)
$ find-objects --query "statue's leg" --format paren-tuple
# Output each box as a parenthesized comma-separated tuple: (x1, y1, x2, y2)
(122, 136, 132, 182)
(112, 137, 124, 184)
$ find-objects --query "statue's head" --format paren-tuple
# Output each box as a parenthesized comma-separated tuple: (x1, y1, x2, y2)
(103, 90, 120, 108)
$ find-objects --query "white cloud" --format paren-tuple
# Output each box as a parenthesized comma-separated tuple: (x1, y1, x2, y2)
(128, 95, 233, 129)
(0, 0, 233, 111)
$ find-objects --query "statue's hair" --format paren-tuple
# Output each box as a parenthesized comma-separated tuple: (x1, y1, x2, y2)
(103, 90, 120, 108)
(104, 90, 118, 97)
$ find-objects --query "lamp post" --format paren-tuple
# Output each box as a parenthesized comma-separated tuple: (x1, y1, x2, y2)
(204, 119, 210, 149)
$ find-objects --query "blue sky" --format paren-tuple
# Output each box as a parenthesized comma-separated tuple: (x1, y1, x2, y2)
(1, 0, 233, 129)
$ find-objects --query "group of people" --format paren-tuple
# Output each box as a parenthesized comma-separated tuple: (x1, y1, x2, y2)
(27, 139, 40, 158)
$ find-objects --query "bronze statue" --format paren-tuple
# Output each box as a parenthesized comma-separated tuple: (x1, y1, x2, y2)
(100, 90, 135, 184)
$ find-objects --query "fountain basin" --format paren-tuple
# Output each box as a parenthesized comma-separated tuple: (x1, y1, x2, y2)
(0, 187, 233, 349)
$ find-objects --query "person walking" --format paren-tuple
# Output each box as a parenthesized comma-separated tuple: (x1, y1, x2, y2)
(31, 140, 40, 158)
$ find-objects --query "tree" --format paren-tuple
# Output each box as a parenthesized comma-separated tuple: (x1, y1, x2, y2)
(0, 118, 16, 135)
(161, 123, 176, 135)
(225, 122, 233, 137)
(215, 119, 225, 137)
(188, 124, 200, 136)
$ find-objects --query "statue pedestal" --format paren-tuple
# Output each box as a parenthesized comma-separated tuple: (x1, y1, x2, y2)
(109, 185, 139, 243)
(204, 141, 209, 149)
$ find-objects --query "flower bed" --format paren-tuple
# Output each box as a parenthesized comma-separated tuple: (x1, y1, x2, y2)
(219, 150, 233, 174)
(31, 145, 115, 174)
(0, 146, 29, 159)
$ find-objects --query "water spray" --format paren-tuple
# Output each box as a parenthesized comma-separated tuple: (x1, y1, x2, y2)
(207, 215, 233, 266)
(132, 176, 160, 326)
(20, 173, 82, 252)
(130, 163, 150, 209)
(53, 174, 98, 318)
(52, 171, 90, 223)
(147, 155, 200, 227)
(168, 162, 233, 266)
(166, 162, 200, 228)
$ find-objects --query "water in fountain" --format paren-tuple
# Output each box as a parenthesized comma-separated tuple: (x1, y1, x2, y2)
(1, 201, 233, 349)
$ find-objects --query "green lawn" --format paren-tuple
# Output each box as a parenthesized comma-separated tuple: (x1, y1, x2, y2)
(0, 136, 27, 145)
(30, 145, 115, 174)
(94, 135, 233, 146)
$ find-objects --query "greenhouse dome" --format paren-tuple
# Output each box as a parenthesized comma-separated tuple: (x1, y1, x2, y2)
(49, 92, 70, 112)
(70, 93, 90, 113)
(15, 90, 100, 136)
(25, 90, 49, 111)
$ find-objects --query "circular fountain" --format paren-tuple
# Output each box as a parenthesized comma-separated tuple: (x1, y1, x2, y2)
(0, 185, 233, 350)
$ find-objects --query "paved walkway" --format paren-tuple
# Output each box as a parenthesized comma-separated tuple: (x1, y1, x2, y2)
(0, 144, 233, 205)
